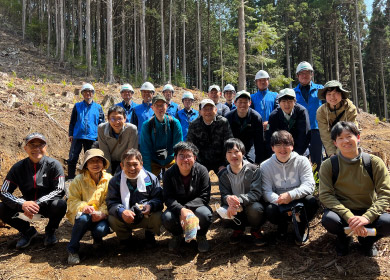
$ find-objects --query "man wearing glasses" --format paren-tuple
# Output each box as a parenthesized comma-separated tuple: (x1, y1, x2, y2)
(0, 133, 67, 249)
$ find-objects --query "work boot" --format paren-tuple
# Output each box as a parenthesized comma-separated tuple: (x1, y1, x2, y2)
(145, 230, 156, 249)
(44, 231, 58, 247)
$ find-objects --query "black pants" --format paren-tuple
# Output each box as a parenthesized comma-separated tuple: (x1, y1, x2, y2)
(68, 138, 94, 179)
(0, 199, 67, 234)
(224, 202, 266, 231)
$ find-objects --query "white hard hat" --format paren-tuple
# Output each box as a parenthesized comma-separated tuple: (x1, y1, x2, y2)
(163, 84, 174, 92)
(208, 85, 221, 92)
(255, 70, 270, 80)
(278, 88, 296, 100)
(296, 61, 314, 74)
(120, 83, 134, 93)
(223, 84, 235, 93)
(182, 91, 194, 100)
(81, 83, 95, 93)
(200, 99, 216, 109)
(140, 82, 155, 92)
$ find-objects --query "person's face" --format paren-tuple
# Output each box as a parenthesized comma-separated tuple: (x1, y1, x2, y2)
(235, 97, 251, 116)
(256, 78, 269, 91)
(208, 89, 221, 103)
(163, 90, 173, 102)
(121, 156, 143, 179)
(226, 145, 243, 169)
(141, 90, 154, 103)
(86, 156, 104, 175)
(271, 143, 294, 163)
(297, 70, 313, 86)
(200, 104, 217, 123)
(121, 90, 134, 103)
(82, 89, 94, 103)
(24, 139, 47, 163)
(108, 112, 126, 133)
(279, 98, 296, 115)
(333, 130, 360, 157)
(152, 100, 167, 119)
(182, 98, 194, 110)
(175, 150, 196, 175)
(326, 88, 343, 107)
(224, 91, 235, 103)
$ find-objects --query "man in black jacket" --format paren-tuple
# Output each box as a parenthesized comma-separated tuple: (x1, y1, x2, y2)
(225, 90, 265, 164)
(162, 142, 212, 253)
(266, 88, 310, 157)
(0, 133, 66, 249)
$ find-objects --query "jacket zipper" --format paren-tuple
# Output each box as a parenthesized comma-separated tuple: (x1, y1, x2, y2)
(34, 163, 37, 201)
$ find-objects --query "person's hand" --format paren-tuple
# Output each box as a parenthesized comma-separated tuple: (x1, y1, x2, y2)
(262, 121, 268, 131)
(141, 204, 151, 216)
(227, 206, 237, 218)
(276, 192, 292, 205)
(122, 210, 135, 224)
(180, 208, 194, 229)
(69, 136, 73, 143)
(91, 212, 106, 222)
(22, 201, 40, 218)
(82, 205, 95, 214)
(348, 216, 370, 237)
(226, 195, 240, 208)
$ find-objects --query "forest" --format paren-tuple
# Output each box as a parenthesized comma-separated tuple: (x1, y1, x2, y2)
(0, 0, 389, 119)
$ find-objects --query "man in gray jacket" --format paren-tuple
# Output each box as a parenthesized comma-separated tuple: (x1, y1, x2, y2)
(218, 138, 266, 246)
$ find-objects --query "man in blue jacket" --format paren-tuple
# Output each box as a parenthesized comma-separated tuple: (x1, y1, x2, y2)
(294, 61, 324, 172)
(175, 91, 199, 140)
(250, 70, 278, 131)
(140, 94, 183, 176)
(162, 84, 181, 117)
(130, 82, 155, 138)
(68, 83, 104, 179)
(115, 83, 138, 123)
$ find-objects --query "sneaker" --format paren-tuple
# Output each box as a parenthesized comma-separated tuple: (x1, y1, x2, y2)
(44, 232, 58, 247)
(335, 236, 352, 256)
(197, 235, 210, 253)
(67, 252, 80, 265)
(145, 231, 156, 249)
(229, 230, 244, 245)
(92, 238, 103, 250)
(168, 235, 182, 252)
(295, 234, 309, 246)
(16, 227, 38, 249)
(251, 229, 267, 247)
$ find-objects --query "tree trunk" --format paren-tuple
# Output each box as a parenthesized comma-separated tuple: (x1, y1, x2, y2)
(308, 28, 313, 66)
(207, 0, 211, 87)
(182, 0, 186, 85)
(350, 43, 358, 106)
(173, 7, 177, 84)
(106, 0, 114, 83)
(78, 0, 83, 59)
(219, 19, 224, 89)
(59, 0, 65, 63)
(168, 0, 172, 83)
(334, 21, 340, 81)
(134, 1, 138, 81)
(96, 0, 101, 72)
(238, 0, 246, 90)
(55, 0, 59, 57)
(141, 0, 147, 81)
(355, 0, 367, 111)
(47, 0, 51, 57)
(380, 44, 388, 120)
(86, 0, 91, 75)
(22, 0, 26, 41)
(39, 0, 44, 53)
(70, 0, 75, 58)
(285, 31, 292, 88)
(197, 0, 202, 90)
(121, 6, 126, 78)
(161, 0, 166, 82)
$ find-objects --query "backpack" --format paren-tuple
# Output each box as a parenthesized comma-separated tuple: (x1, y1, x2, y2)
(148, 115, 175, 138)
(330, 152, 373, 185)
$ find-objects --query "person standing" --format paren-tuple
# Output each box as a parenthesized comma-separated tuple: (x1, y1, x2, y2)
(130, 82, 156, 134)
(115, 83, 138, 123)
(175, 91, 199, 140)
(223, 84, 236, 110)
(162, 84, 181, 117)
(208, 85, 230, 117)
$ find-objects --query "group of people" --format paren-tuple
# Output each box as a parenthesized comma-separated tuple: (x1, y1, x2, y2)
(1, 61, 390, 266)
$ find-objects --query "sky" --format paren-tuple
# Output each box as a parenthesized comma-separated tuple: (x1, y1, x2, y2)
(365, 0, 373, 18)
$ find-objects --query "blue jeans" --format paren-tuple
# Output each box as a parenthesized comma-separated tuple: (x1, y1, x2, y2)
(67, 213, 110, 253)
(67, 138, 94, 179)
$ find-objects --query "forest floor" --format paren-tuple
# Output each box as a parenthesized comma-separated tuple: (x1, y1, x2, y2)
(1, 22, 390, 280)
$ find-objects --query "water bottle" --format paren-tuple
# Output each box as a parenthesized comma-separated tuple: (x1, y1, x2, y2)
(344, 227, 376, 236)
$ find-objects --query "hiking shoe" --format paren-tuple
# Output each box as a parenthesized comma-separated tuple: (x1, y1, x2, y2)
(67, 252, 80, 265)
(197, 235, 210, 253)
(295, 234, 309, 246)
(16, 227, 38, 249)
(44, 232, 58, 247)
(251, 229, 267, 247)
(145, 231, 156, 249)
(335, 236, 352, 256)
(229, 230, 244, 245)
(168, 235, 182, 251)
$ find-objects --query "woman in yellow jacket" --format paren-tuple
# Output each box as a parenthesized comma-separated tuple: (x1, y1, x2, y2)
(316, 80, 357, 157)
(66, 149, 113, 265)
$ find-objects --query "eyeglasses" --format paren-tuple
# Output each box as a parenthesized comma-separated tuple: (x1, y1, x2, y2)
(177, 154, 194, 160)
(109, 117, 125, 122)
(27, 143, 46, 149)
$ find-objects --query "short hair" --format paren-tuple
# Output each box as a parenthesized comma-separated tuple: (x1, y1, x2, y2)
(224, 138, 246, 154)
(108, 105, 126, 119)
(121, 148, 143, 163)
(279, 96, 296, 102)
(331, 121, 360, 141)
(270, 130, 294, 147)
(173, 141, 199, 157)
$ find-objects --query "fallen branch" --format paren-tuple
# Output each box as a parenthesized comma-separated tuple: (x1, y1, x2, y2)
(44, 112, 67, 133)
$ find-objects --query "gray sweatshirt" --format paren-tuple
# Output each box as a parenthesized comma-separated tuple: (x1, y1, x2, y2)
(260, 151, 315, 204)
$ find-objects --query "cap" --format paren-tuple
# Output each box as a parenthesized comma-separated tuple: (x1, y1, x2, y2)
(317, 80, 350, 100)
(162, 84, 174, 92)
(234, 90, 251, 101)
(79, 148, 109, 170)
(140, 82, 155, 92)
(296, 61, 314, 74)
(25, 133, 47, 145)
(182, 91, 194, 100)
(208, 85, 221, 92)
(152, 94, 168, 105)
(120, 83, 134, 93)
(200, 99, 216, 109)
(254, 70, 270, 80)
(223, 84, 235, 93)
(278, 88, 296, 100)
(81, 83, 95, 93)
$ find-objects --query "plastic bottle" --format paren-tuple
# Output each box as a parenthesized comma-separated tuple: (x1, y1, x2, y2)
(344, 227, 376, 236)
